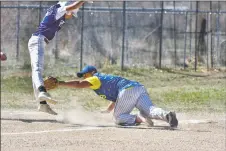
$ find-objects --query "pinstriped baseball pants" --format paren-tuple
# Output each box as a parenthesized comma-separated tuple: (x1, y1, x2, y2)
(114, 86, 169, 125)
(28, 35, 46, 101)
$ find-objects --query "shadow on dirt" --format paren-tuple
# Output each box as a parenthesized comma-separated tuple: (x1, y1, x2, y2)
(1, 117, 63, 124)
(67, 124, 115, 128)
(117, 125, 175, 130)
(67, 124, 174, 130)
(117, 125, 212, 132)
(1, 118, 212, 133)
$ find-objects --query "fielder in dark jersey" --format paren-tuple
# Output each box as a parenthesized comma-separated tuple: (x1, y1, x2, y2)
(57, 65, 178, 128)
(28, 1, 86, 115)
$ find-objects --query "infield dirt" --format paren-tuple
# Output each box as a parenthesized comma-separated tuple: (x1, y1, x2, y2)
(1, 109, 225, 151)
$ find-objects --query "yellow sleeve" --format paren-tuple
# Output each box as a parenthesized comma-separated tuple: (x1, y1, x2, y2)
(85, 76, 101, 90)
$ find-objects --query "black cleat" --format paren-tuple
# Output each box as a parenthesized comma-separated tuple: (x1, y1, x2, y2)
(166, 112, 178, 128)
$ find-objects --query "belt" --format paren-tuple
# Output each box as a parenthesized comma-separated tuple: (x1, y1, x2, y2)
(43, 37, 49, 44)
(32, 33, 49, 44)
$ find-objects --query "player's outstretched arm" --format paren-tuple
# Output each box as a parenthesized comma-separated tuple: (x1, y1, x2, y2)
(65, 1, 85, 12)
(58, 80, 92, 88)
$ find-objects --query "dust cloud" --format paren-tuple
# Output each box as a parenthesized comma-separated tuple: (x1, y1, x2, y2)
(56, 106, 114, 127)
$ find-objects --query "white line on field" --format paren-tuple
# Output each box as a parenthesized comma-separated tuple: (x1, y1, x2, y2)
(1, 127, 101, 136)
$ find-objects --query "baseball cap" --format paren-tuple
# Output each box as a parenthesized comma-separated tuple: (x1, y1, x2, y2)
(77, 65, 97, 78)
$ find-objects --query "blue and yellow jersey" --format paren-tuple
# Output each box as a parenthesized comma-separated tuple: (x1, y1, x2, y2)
(85, 72, 142, 102)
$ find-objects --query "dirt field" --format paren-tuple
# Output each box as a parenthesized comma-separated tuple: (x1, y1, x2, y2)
(1, 109, 225, 151)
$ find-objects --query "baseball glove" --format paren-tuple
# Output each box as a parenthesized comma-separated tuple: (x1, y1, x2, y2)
(44, 76, 59, 90)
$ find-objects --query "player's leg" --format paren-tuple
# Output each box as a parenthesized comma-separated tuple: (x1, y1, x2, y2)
(28, 36, 57, 115)
(32, 82, 57, 115)
(28, 35, 46, 91)
(135, 86, 178, 127)
(113, 87, 145, 126)
(139, 110, 154, 126)
(28, 35, 57, 104)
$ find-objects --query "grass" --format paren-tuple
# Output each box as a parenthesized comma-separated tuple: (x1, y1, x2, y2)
(1, 64, 226, 112)
(163, 87, 225, 103)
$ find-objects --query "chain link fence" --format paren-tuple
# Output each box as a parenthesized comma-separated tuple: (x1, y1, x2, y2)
(1, 1, 226, 71)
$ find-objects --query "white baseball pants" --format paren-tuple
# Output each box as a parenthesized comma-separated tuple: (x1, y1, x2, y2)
(28, 35, 46, 101)
(114, 86, 169, 125)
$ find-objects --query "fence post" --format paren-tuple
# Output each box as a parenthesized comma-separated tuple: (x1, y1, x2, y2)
(80, 4, 84, 70)
(159, 1, 164, 68)
(210, 1, 213, 68)
(54, 33, 58, 60)
(0, 1, 1, 53)
(121, 1, 126, 70)
(189, 1, 192, 60)
(54, 5, 59, 60)
(207, 12, 210, 71)
(183, 12, 188, 69)
(16, 1, 20, 61)
(216, 1, 220, 67)
(195, 1, 199, 71)
(173, 1, 177, 68)
(38, 1, 42, 24)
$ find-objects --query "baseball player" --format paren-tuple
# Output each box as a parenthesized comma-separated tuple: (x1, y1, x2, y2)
(56, 65, 178, 127)
(28, 1, 87, 115)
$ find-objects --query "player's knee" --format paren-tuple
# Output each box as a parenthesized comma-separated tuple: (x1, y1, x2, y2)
(114, 115, 131, 125)
(114, 116, 123, 125)
(115, 119, 126, 126)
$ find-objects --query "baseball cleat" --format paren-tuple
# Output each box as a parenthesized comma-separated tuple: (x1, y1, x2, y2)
(146, 118, 154, 127)
(38, 104, 58, 115)
(166, 112, 178, 128)
(38, 92, 57, 105)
